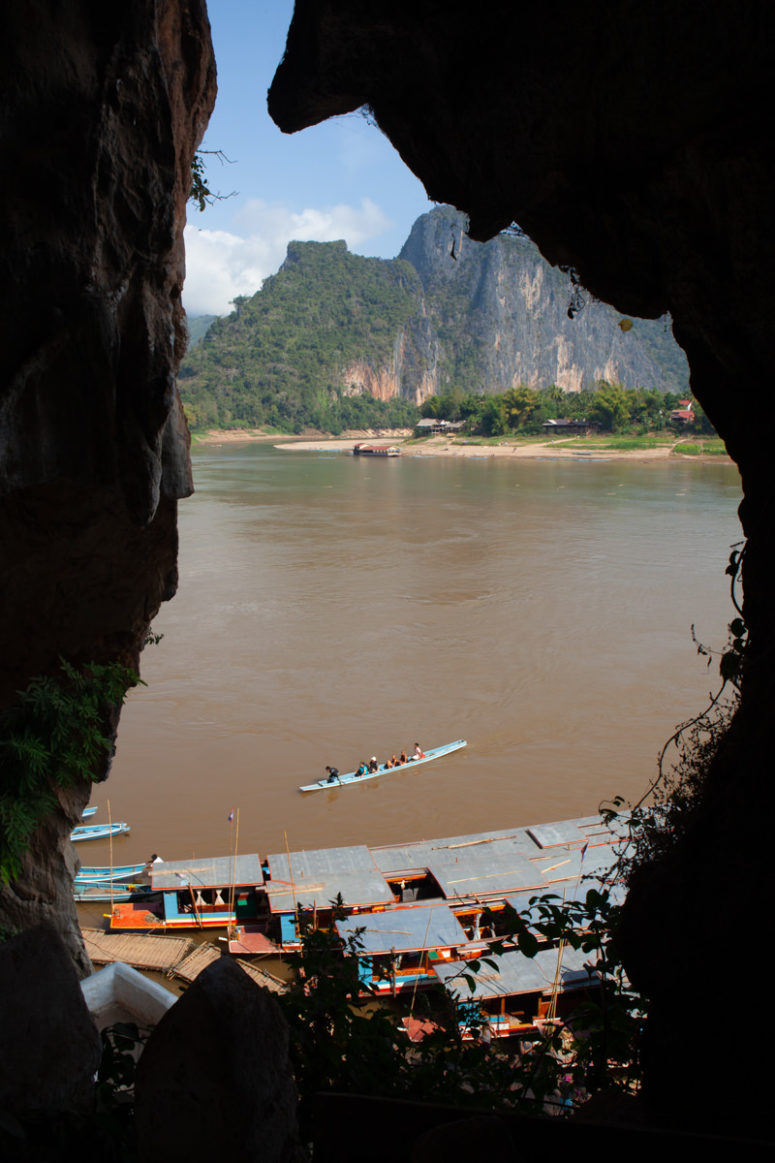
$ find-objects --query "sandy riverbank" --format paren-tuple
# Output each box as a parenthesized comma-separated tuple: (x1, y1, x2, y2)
(275, 435, 733, 464)
(195, 429, 732, 464)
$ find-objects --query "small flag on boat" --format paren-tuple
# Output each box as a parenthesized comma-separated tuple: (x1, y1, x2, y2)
(580, 842, 588, 863)
(227, 810, 234, 823)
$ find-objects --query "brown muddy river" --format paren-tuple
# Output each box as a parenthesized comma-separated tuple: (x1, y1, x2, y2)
(85, 444, 742, 870)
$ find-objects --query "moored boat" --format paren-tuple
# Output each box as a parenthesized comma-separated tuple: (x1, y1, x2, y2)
(109, 854, 265, 931)
(352, 442, 401, 456)
(298, 738, 466, 793)
(74, 881, 155, 904)
(71, 821, 130, 842)
(75, 861, 148, 884)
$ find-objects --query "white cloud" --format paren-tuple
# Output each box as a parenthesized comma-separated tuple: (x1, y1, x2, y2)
(183, 198, 393, 316)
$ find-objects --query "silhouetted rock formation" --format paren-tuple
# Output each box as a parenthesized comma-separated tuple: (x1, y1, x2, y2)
(0, 1, 215, 957)
(270, 0, 774, 1139)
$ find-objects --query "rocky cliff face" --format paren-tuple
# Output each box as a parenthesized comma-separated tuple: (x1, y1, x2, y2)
(0, 0, 215, 965)
(398, 206, 682, 394)
(182, 206, 686, 425)
(268, 0, 774, 1139)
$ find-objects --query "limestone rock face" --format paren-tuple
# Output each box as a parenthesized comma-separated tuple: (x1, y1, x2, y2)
(269, 0, 775, 1138)
(181, 206, 683, 426)
(397, 207, 679, 394)
(0, 1, 215, 950)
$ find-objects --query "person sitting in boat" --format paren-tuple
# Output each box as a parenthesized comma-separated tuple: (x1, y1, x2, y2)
(355, 761, 368, 777)
(368, 756, 379, 773)
(413, 742, 426, 760)
(390, 754, 400, 767)
(325, 765, 340, 783)
(384, 756, 394, 769)
(399, 750, 408, 765)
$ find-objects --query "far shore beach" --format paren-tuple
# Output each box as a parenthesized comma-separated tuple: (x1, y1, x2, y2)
(194, 428, 734, 466)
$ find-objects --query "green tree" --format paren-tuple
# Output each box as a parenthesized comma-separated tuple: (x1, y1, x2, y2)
(589, 382, 631, 432)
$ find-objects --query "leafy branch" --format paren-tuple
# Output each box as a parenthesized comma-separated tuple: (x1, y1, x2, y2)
(189, 149, 237, 213)
(0, 659, 140, 882)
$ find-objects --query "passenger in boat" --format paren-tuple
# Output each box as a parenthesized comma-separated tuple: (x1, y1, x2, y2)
(355, 761, 368, 777)
(368, 756, 379, 773)
(399, 750, 408, 764)
(384, 756, 394, 769)
(413, 742, 426, 760)
(390, 754, 400, 767)
(325, 765, 340, 783)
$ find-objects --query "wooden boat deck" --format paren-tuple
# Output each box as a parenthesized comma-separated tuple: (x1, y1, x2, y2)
(81, 928, 289, 994)
(82, 928, 192, 973)
(234, 959, 288, 995)
(172, 942, 221, 982)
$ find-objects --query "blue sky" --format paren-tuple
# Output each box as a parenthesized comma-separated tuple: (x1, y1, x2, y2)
(183, 1, 434, 316)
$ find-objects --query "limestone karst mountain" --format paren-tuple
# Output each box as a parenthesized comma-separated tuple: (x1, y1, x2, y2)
(179, 206, 687, 431)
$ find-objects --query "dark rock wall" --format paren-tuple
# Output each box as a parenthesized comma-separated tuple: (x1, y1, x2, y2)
(0, 1, 215, 961)
(270, 0, 774, 1138)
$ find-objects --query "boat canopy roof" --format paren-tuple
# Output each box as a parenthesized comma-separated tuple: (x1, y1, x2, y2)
(265, 845, 395, 913)
(150, 854, 264, 891)
(371, 816, 618, 901)
(335, 903, 468, 955)
(433, 945, 600, 1001)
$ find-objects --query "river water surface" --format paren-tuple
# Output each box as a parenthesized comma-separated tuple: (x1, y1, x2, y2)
(89, 444, 742, 868)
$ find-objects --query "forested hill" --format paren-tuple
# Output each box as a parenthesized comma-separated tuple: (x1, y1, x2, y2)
(179, 206, 689, 432)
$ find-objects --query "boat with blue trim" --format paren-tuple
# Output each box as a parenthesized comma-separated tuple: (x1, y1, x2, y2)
(298, 738, 466, 792)
(75, 861, 148, 884)
(71, 821, 130, 842)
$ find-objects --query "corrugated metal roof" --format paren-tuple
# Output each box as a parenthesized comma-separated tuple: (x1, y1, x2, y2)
(504, 877, 625, 916)
(335, 904, 468, 955)
(433, 945, 600, 1001)
(434, 951, 548, 999)
(150, 854, 264, 890)
(534, 946, 601, 993)
(373, 824, 605, 900)
(527, 820, 588, 848)
(265, 845, 395, 913)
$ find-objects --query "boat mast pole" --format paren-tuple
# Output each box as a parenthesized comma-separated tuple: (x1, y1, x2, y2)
(284, 831, 298, 943)
(229, 809, 240, 928)
(107, 798, 114, 910)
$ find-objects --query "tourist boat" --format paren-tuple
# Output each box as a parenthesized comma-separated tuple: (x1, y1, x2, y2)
(335, 903, 477, 994)
(352, 443, 401, 456)
(75, 861, 148, 884)
(106, 813, 621, 952)
(71, 821, 130, 842)
(109, 854, 265, 931)
(298, 738, 467, 792)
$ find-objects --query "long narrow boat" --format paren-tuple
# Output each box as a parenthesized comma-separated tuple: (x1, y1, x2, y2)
(82, 807, 98, 819)
(70, 822, 130, 842)
(109, 855, 265, 931)
(74, 882, 154, 904)
(75, 862, 148, 884)
(298, 739, 467, 793)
